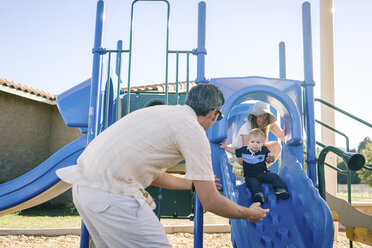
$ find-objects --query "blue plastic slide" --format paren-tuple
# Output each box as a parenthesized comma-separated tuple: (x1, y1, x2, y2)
(206, 76, 334, 247)
(0, 136, 86, 216)
(213, 143, 334, 248)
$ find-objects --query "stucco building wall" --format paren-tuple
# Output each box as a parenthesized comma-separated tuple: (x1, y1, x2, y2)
(0, 89, 82, 206)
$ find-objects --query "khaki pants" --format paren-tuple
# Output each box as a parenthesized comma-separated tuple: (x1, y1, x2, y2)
(72, 185, 171, 248)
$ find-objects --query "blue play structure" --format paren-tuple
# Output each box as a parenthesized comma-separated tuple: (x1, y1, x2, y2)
(0, 1, 336, 248)
(207, 77, 333, 247)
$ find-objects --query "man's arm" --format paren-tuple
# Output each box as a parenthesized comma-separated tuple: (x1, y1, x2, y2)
(194, 180, 269, 222)
(151, 173, 191, 190)
(152, 172, 222, 191)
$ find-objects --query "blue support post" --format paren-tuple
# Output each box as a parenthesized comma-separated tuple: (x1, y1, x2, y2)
(193, 2, 206, 247)
(194, 192, 204, 248)
(194, 1, 207, 84)
(80, 221, 90, 248)
(88, 0, 105, 144)
(116, 40, 123, 76)
(116, 40, 123, 120)
(302, 2, 317, 185)
(279, 41, 286, 170)
(279, 41, 286, 79)
(82, 1, 105, 247)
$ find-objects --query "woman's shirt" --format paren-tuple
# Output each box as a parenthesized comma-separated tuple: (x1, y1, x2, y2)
(231, 121, 252, 148)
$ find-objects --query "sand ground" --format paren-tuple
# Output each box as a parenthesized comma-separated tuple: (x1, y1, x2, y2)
(0, 231, 370, 248)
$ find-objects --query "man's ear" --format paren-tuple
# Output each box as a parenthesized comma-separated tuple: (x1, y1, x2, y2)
(207, 109, 217, 120)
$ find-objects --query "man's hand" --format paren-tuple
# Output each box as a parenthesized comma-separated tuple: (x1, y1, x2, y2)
(246, 202, 269, 222)
(265, 153, 275, 164)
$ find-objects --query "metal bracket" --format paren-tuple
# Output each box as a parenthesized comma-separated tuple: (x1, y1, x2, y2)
(306, 157, 317, 164)
(92, 47, 107, 54)
(195, 78, 209, 84)
(192, 48, 207, 55)
(302, 80, 315, 87)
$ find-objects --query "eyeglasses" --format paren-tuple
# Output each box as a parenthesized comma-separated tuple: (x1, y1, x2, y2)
(216, 110, 224, 121)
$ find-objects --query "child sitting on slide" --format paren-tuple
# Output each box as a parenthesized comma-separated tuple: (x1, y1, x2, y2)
(220, 128, 289, 205)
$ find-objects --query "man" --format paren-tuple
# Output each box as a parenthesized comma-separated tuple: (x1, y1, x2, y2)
(57, 83, 269, 247)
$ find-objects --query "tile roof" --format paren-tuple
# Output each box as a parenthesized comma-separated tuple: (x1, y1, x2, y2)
(0, 78, 195, 102)
(122, 81, 196, 92)
(0, 78, 56, 100)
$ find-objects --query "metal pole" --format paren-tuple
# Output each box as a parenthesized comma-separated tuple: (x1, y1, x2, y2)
(279, 41, 286, 79)
(320, 0, 337, 212)
(278, 41, 286, 173)
(194, 1, 207, 84)
(176, 52, 179, 104)
(302, 2, 317, 185)
(116, 40, 123, 120)
(104, 52, 111, 129)
(193, 2, 206, 247)
(88, 0, 105, 143)
(194, 192, 203, 248)
(83, 1, 105, 246)
(164, 1, 170, 104)
(186, 52, 190, 93)
(116, 40, 123, 76)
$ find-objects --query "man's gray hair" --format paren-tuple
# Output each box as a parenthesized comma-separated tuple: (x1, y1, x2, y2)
(185, 83, 224, 116)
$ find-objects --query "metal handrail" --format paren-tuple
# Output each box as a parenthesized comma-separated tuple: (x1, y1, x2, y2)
(315, 98, 372, 129)
(315, 119, 350, 151)
(314, 98, 372, 168)
(317, 146, 365, 203)
(127, 0, 170, 113)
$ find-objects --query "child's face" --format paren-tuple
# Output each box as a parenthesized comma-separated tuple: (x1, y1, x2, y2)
(248, 135, 264, 152)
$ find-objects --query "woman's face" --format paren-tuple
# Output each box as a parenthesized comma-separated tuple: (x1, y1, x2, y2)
(256, 114, 268, 128)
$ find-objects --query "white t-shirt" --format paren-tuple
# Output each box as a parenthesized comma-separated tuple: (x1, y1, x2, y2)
(231, 121, 252, 148)
(56, 105, 215, 209)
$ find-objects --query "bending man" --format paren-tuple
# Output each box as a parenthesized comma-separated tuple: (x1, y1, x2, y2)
(56, 83, 269, 248)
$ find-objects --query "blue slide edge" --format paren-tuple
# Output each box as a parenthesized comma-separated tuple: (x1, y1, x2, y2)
(0, 136, 86, 211)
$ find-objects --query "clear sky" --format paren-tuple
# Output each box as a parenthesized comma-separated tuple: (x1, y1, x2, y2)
(1, 0, 371, 150)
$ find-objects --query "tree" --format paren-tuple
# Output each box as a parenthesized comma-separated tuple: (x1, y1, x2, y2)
(358, 137, 371, 154)
(357, 138, 372, 187)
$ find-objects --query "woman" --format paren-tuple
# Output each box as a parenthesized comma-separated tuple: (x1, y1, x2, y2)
(231, 101, 285, 164)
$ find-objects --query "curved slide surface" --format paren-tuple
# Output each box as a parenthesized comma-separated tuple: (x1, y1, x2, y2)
(0, 136, 86, 216)
(212, 143, 334, 248)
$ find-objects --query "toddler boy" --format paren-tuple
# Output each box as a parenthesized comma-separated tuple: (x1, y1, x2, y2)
(221, 128, 289, 205)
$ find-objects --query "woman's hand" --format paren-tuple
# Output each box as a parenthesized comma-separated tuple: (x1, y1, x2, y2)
(238, 158, 243, 165)
(220, 140, 227, 149)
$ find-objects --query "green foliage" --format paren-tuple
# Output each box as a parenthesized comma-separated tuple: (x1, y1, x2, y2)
(19, 202, 78, 216)
(358, 137, 371, 153)
(358, 140, 372, 187)
(232, 162, 243, 179)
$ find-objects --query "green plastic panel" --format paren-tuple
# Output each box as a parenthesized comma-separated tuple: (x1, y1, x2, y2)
(146, 186, 192, 218)
(121, 93, 187, 116)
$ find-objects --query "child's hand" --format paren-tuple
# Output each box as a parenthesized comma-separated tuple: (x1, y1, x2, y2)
(266, 153, 275, 164)
(214, 175, 222, 191)
(220, 140, 226, 149)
